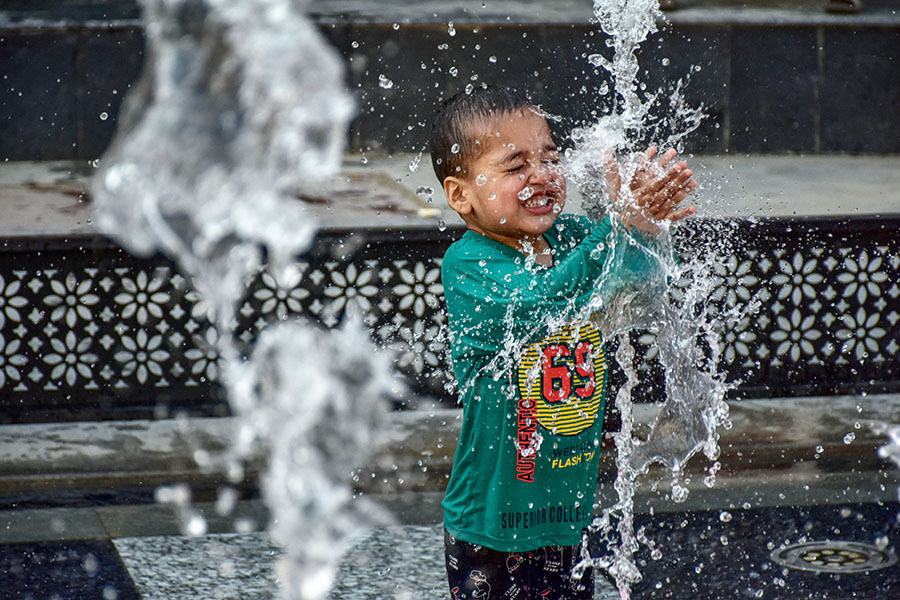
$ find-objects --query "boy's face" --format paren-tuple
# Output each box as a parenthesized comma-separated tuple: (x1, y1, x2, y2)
(445, 109, 566, 251)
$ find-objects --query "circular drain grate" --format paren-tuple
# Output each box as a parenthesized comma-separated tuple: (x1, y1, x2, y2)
(770, 541, 897, 574)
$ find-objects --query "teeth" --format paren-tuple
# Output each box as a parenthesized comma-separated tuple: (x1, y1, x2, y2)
(524, 195, 549, 208)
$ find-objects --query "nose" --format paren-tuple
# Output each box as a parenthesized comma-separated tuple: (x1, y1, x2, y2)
(527, 161, 552, 185)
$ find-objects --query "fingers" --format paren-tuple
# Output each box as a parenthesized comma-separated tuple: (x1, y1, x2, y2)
(657, 148, 678, 169)
(604, 159, 623, 205)
(655, 179, 696, 217)
(631, 147, 680, 193)
(665, 205, 697, 222)
(636, 161, 689, 206)
(640, 146, 677, 169)
(611, 148, 699, 224)
(636, 163, 698, 220)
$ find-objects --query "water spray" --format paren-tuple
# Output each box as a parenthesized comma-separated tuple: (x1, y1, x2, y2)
(91, 1, 394, 598)
(563, 0, 735, 596)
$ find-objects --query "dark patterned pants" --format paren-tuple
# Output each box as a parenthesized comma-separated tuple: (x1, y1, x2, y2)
(444, 529, 594, 600)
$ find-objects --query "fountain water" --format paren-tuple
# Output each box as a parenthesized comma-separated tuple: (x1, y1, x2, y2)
(547, 0, 735, 596)
(869, 422, 900, 502)
(91, 0, 396, 598)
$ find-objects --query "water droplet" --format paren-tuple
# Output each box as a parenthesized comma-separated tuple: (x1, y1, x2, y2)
(448, 22, 456, 36)
(378, 74, 394, 89)
(437, 218, 446, 231)
(843, 432, 856, 444)
(360, 156, 368, 164)
(661, 57, 670, 66)
(409, 154, 421, 172)
(518, 187, 534, 201)
(488, 192, 496, 200)
(351, 40, 359, 48)
(449, 66, 459, 77)
(815, 445, 824, 454)
(83, 554, 99, 574)
(451, 143, 460, 154)
(651, 548, 662, 560)
(720, 535, 729, 546)
(719, 511, 732, 523)
(476, 173, 487, 186)
(99, 112, 108, 121)
(185, 513, 208, 536)
(392, 23, 400, 30)
(671, 484, 689, 503)
(499, 217, 506, 224)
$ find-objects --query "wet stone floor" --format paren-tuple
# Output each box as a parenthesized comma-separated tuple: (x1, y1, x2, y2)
(628, 501, 900, 600)
(0, 502, 897, 599)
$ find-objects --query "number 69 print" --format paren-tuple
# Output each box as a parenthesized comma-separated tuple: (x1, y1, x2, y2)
(516, 324, 608, 436)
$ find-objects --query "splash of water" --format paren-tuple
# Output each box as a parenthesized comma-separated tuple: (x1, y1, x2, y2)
(563, 0, 734, 597)
(90, 1, 395, 598)
(867, 421, 900, 503)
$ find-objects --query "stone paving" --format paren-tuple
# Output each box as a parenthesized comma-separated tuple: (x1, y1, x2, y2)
(2, 499, 898, 599)
(1, 394, 899, 598)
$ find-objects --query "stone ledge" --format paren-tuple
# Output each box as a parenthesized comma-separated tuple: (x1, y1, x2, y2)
(1, 395, 897, 501)
(2, 155, 899, 240)
(3, 1, 899, 28)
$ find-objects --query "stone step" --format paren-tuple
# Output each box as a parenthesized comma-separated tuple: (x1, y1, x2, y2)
(2, 154, 898, 238)
(2, 395, 897, 510)
(1, 0, 898, 160)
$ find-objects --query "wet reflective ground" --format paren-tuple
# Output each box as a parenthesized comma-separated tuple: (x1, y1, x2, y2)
(2, 498, 897, 599)
(629, 501, 900, 600)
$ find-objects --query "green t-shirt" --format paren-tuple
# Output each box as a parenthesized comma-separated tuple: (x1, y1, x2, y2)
(441, 213, 655, 552)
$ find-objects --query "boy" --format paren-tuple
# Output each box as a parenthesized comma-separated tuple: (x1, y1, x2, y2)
(432, 85, 697, 600)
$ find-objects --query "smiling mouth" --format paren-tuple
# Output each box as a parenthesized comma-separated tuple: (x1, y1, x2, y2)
(523, 193, 553, 209)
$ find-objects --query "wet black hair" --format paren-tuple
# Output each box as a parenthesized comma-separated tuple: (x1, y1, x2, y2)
(430, 84, 536, 184)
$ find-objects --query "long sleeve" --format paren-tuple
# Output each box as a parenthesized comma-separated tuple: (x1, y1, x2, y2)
(442, 214, 662, 376)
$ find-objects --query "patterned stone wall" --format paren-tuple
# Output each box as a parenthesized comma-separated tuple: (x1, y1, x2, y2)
(0, 217, 898, 423)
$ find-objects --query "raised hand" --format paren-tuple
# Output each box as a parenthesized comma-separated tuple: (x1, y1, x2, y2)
(605, 146, 698, 233)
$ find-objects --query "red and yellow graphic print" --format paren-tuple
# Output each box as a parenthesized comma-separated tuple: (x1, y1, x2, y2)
(517, 323, 607, 437)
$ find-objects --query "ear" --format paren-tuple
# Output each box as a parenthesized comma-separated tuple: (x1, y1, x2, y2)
(443, 176, 472, 216)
